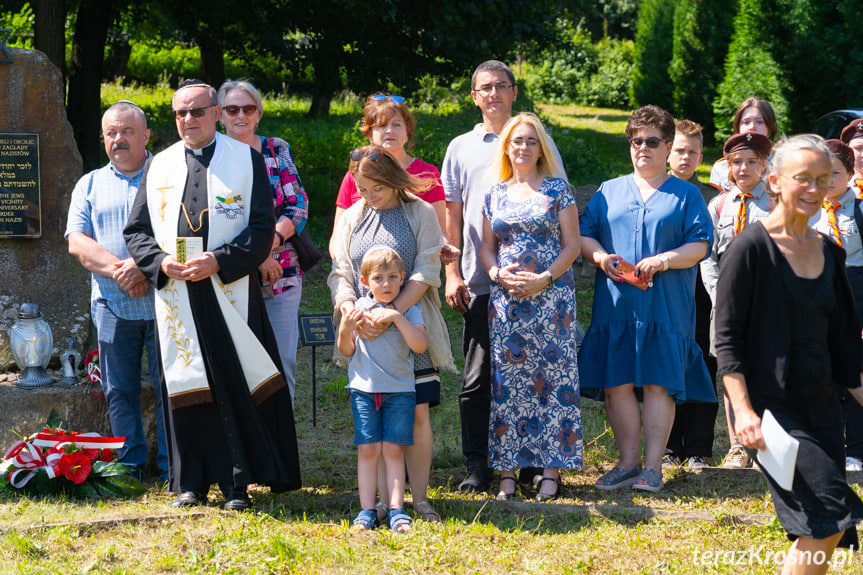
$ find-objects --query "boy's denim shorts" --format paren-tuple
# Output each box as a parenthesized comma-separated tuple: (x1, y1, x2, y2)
(350, 389, 416, 446)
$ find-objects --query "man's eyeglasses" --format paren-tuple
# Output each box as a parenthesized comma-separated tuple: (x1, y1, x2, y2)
(350, 148, 383, 162)
(508, 138, 540, 149)
(371, 95, 405, 104)
(223, 105, 258, 117)
(173, 104, 216, 120)
(628, 137, 665, 149)
(474, 82, 512, 96)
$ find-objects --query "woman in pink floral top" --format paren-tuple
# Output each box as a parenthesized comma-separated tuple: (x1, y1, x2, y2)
(218, 79, 309, 404)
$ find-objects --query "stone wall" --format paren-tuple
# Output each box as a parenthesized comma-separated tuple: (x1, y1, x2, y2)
(0, 48, 90, 370)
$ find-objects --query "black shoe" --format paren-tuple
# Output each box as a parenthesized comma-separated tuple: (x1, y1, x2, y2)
(458, 468, 491, 492)
(496, 475, 517, 501)
(171, 490, 207, 507)
(518, 467, 542, 487)
(221, 485, 251, 511)
(535, 476, 561, 502)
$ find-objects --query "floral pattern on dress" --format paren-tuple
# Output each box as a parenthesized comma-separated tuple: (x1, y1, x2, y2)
(482, 177, 583, 470)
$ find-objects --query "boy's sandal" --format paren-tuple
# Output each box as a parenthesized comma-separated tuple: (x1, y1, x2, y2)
(388, 507, 412, 533)
(351, 509, 378, 531)
(594, 464, 642, 491)
(632, 468, 664, 493)
(413, 500, 441, 522)
(375, 501, 390, 524)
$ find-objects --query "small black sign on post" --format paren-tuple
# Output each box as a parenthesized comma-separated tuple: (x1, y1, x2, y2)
(298, 313, 336, 426)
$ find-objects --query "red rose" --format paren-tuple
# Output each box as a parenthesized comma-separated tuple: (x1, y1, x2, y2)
(100, 449, 112, 462)
(62, 452, 91, 484)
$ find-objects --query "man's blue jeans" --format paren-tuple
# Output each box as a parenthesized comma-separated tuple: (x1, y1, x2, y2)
(93, 300, 168, 479)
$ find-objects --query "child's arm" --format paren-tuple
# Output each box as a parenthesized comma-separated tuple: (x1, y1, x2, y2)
(337, 308, 365, 357)
(368, 307, 428, 354)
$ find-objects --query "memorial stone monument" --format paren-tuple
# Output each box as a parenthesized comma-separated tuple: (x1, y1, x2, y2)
(0, 47, 90, 373)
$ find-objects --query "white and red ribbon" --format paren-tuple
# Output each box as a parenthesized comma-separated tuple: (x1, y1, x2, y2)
(3, 441, 62, 488)
(32, 431, 124, 450)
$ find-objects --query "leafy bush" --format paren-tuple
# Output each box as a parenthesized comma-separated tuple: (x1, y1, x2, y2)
(519, 24, 597, 104)
(124, 42, 201, 85)
(576, 38, 634, 109)
(121, 42, 288, 91)
(518, 25, 633, 109)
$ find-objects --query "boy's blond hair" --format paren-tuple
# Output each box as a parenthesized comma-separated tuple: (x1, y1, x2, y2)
(360, 246, 405, 279)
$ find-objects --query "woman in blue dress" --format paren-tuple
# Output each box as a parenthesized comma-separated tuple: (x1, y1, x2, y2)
(580, 105, 714, 493)
(480, 112, 582, 502)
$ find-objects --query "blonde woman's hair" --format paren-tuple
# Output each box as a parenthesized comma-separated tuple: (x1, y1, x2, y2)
(493, 112, 567, 183)
(348, 145, 430, 204)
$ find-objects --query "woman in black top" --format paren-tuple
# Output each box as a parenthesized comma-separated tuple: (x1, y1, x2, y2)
(715, 134, 863, 573)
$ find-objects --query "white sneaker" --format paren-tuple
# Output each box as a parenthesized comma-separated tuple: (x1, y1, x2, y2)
(722, 446, 751, 469)
(686, 456, 709, 469)
(846, 457, 863, 471)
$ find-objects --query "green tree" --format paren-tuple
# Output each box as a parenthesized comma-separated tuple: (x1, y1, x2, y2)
(713, 0, 790, 140)
(838, 0, 863, 106)
(777, 0, 856, 131)
(668, 0, 736, 145)
(630, 0, 674, 110)
(263, 0, 557, 117)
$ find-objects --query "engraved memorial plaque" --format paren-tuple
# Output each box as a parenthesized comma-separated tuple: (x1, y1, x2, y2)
(0, 132, 41, 237)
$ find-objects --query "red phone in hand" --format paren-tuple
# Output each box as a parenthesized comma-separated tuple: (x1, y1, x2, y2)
(614, 258, 652, 290)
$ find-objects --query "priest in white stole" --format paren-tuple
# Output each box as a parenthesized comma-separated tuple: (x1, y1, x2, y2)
(124, 80, 301, 510)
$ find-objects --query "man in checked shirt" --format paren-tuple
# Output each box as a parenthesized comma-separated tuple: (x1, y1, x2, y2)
(65, 100, 168, 482)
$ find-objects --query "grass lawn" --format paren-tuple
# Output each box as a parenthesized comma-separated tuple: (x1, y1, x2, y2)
(3, 88, 860, 574)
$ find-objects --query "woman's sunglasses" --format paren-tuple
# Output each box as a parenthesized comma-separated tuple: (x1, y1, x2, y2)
(223, 105, 258, 117)
(350, 148, 383, 162)
(628, 137, 665, 149)
(371, 95, 405, 104)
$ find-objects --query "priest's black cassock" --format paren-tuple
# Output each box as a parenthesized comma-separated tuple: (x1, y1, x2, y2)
(124, 141, 301, 494)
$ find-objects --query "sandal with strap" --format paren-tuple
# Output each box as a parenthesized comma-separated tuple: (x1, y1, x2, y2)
(632, 468, 664, 493)
(413, 500, 441, 522)
(535, 476, 561, 502)
(388, 507, 412, 533)
(351, 509, 378, 531)
(496, 475, 518, 501)
(594, 464, 642, 491)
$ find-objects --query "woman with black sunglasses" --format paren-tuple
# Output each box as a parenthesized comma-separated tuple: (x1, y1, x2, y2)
(579, 105, 715, 493)
(217, 80, 309, 406)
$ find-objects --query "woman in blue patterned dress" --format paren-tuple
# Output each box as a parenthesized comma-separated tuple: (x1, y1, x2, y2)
(480, 112, 582, 502)
(580, 105, 714, 493)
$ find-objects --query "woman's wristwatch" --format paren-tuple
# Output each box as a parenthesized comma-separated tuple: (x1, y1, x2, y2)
(489, 267, 499, 283)
(543, 270, 553, 287)
(657, 253, 669, 271)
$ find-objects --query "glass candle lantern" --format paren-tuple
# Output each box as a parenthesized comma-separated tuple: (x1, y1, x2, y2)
(9, 298, 54, 388)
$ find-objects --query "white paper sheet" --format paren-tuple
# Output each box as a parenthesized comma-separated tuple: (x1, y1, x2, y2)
(176, 237, 204, 263)
(756, 409, 799, 491)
